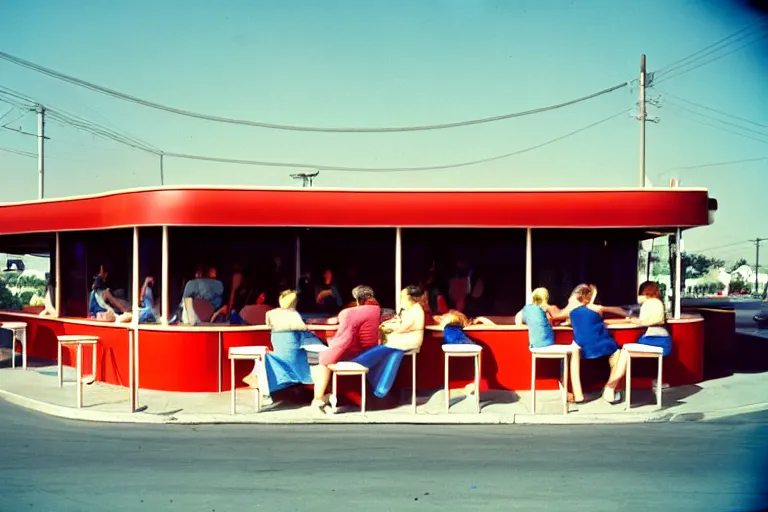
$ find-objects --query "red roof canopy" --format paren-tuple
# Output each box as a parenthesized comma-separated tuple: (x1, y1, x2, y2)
(0, 186, 715, 235)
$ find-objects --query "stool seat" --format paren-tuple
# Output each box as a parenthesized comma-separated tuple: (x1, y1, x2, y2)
(441, 344, 482, 354)
(57, 335, 99, 344)
(1, 321, 27, 329)
(2, 321, 28, 369)
(623, 343, 664, 355)
(530, 344, 578, 356)
(229, 346, 268, 357)
(302, 344, 330, 353)
(328, 361, 369, 373)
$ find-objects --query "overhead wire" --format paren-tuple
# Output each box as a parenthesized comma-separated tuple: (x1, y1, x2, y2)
(660, 92, 768, 129)
(664, 104, 768, 146)
(654, 29, 767, 84)
(654, 23, 761, 73)
(164, 109, 630, 173)
(661, 156, 768, 173)
(0, 50, 630, 133)
(664, 100, 768, 139)
(0, 146, 36, 158)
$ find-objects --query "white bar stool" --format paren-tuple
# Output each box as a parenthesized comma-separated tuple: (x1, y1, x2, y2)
(228, 346, 269, 414)
(442, 344, 482, 413)
(56, 335, 99, 408)
(1, 322, 27, 369)
(623, 343, 664, 410)
(404, 348, 419, 413)
(530, 344, 578, 415)
(328, 361, 369, 414)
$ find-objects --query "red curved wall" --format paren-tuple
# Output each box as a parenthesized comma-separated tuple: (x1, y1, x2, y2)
(0, 188, 712, 234)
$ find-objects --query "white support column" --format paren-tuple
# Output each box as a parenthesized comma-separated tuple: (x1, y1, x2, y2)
(525, 228, 533, 303)
(294, 232, 301, 289)
(161, 225, 169, 326)
(674, 228, 682, 319)
(128, 329, 135, 411)
(395, 227, 402, 311)
(132, 227, 140, 320)
(54, 231, 61, 317)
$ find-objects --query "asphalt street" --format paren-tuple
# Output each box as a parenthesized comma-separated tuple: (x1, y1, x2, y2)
(1, 401, 767, 512)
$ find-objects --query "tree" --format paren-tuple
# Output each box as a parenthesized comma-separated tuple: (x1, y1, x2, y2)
(727, 258, 748, 273)
(730, 275, 750, 294)
(683, 252, 724, 279)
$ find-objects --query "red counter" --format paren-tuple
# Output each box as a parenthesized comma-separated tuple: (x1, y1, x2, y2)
(1, 312, 704, 395)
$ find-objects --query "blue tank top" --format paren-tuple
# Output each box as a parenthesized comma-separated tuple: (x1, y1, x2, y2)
(521, 304, 555, 348)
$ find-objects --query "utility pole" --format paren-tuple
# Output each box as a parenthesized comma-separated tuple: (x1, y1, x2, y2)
(750, 238, 763, 295)
(159, 154, 165, 186)
(36, 105, 45, 199)
(290, 170, 320, 187)
(639, 54, 646, 187)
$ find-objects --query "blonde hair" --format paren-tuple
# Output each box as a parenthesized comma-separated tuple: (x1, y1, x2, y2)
(278, 290, 298, 309)
(531, 287, 550, 307)
(440, 310, 470, 328)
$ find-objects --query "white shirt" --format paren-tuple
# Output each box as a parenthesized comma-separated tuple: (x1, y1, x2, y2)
(639, 298, 669, 337)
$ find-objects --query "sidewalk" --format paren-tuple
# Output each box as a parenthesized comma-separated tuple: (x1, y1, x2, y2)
(2, 357, 768, 425)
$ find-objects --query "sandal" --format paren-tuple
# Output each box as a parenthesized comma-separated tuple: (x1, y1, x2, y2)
(567, 392, 585, 404)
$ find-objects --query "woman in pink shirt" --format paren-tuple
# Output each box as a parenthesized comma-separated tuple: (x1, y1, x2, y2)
(312, 285, 381, 412)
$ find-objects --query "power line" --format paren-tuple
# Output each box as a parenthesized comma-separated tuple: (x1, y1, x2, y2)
(659, 156, 768, 173)
(654, 31, 767, 84)
(665, 100, 768, 139)
(694, 240, 753, 253)
(164, 109, 629, 173)
(0, 50, 630, 133)
(665, 104, 768, 146)
(654, 22, 764, 74)
(0, 145, 36, 158)
(660, 92, 768, 129)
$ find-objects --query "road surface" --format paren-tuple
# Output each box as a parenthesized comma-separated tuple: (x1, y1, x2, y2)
(0, 401, 767, 512)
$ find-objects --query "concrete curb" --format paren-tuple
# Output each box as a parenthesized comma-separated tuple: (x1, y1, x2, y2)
(3, 388, 768, 426)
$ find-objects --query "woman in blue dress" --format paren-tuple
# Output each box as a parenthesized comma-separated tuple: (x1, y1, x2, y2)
(242, 290, 324, 402)
(568, 284, 629, 404)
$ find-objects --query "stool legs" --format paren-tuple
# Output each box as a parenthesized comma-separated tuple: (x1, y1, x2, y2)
(76, 344, 83, 409)
(656, 357, 663, 409)
(91, 343, 97, 381)
(332, 371, 339, 413)
(444, 354, 450, 412)
(474, 354, 480, 413)
(21, 329, 27, 370)
(57, 342, 63, 387)
(411, 352, 417, 414)
(625, 356, 632, 411)
(561, 354, 569, 415)
(530, 354, 536, 413)
(230, 358, 236, 415)
(360, 373, 366, 414)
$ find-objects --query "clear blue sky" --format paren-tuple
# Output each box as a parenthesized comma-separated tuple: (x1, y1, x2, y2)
(0, 0, 765, 264)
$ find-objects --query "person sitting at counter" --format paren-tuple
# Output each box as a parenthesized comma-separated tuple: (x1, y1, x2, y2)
(88, 266, 131, 322)
(172, 265, 224, 324)
(351, 286, 426, 399)
(211, 267, 255, 324)
(312, 285, 381, 413)
(598, 281, 673, 401)
(315, 268, 343, 315)
(567, 284, 629, 404)
(138, 276, 159, 324)
(39, 272, 57, 317)
(242, 290, 324, 399)
(515, 287, 557, 349)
